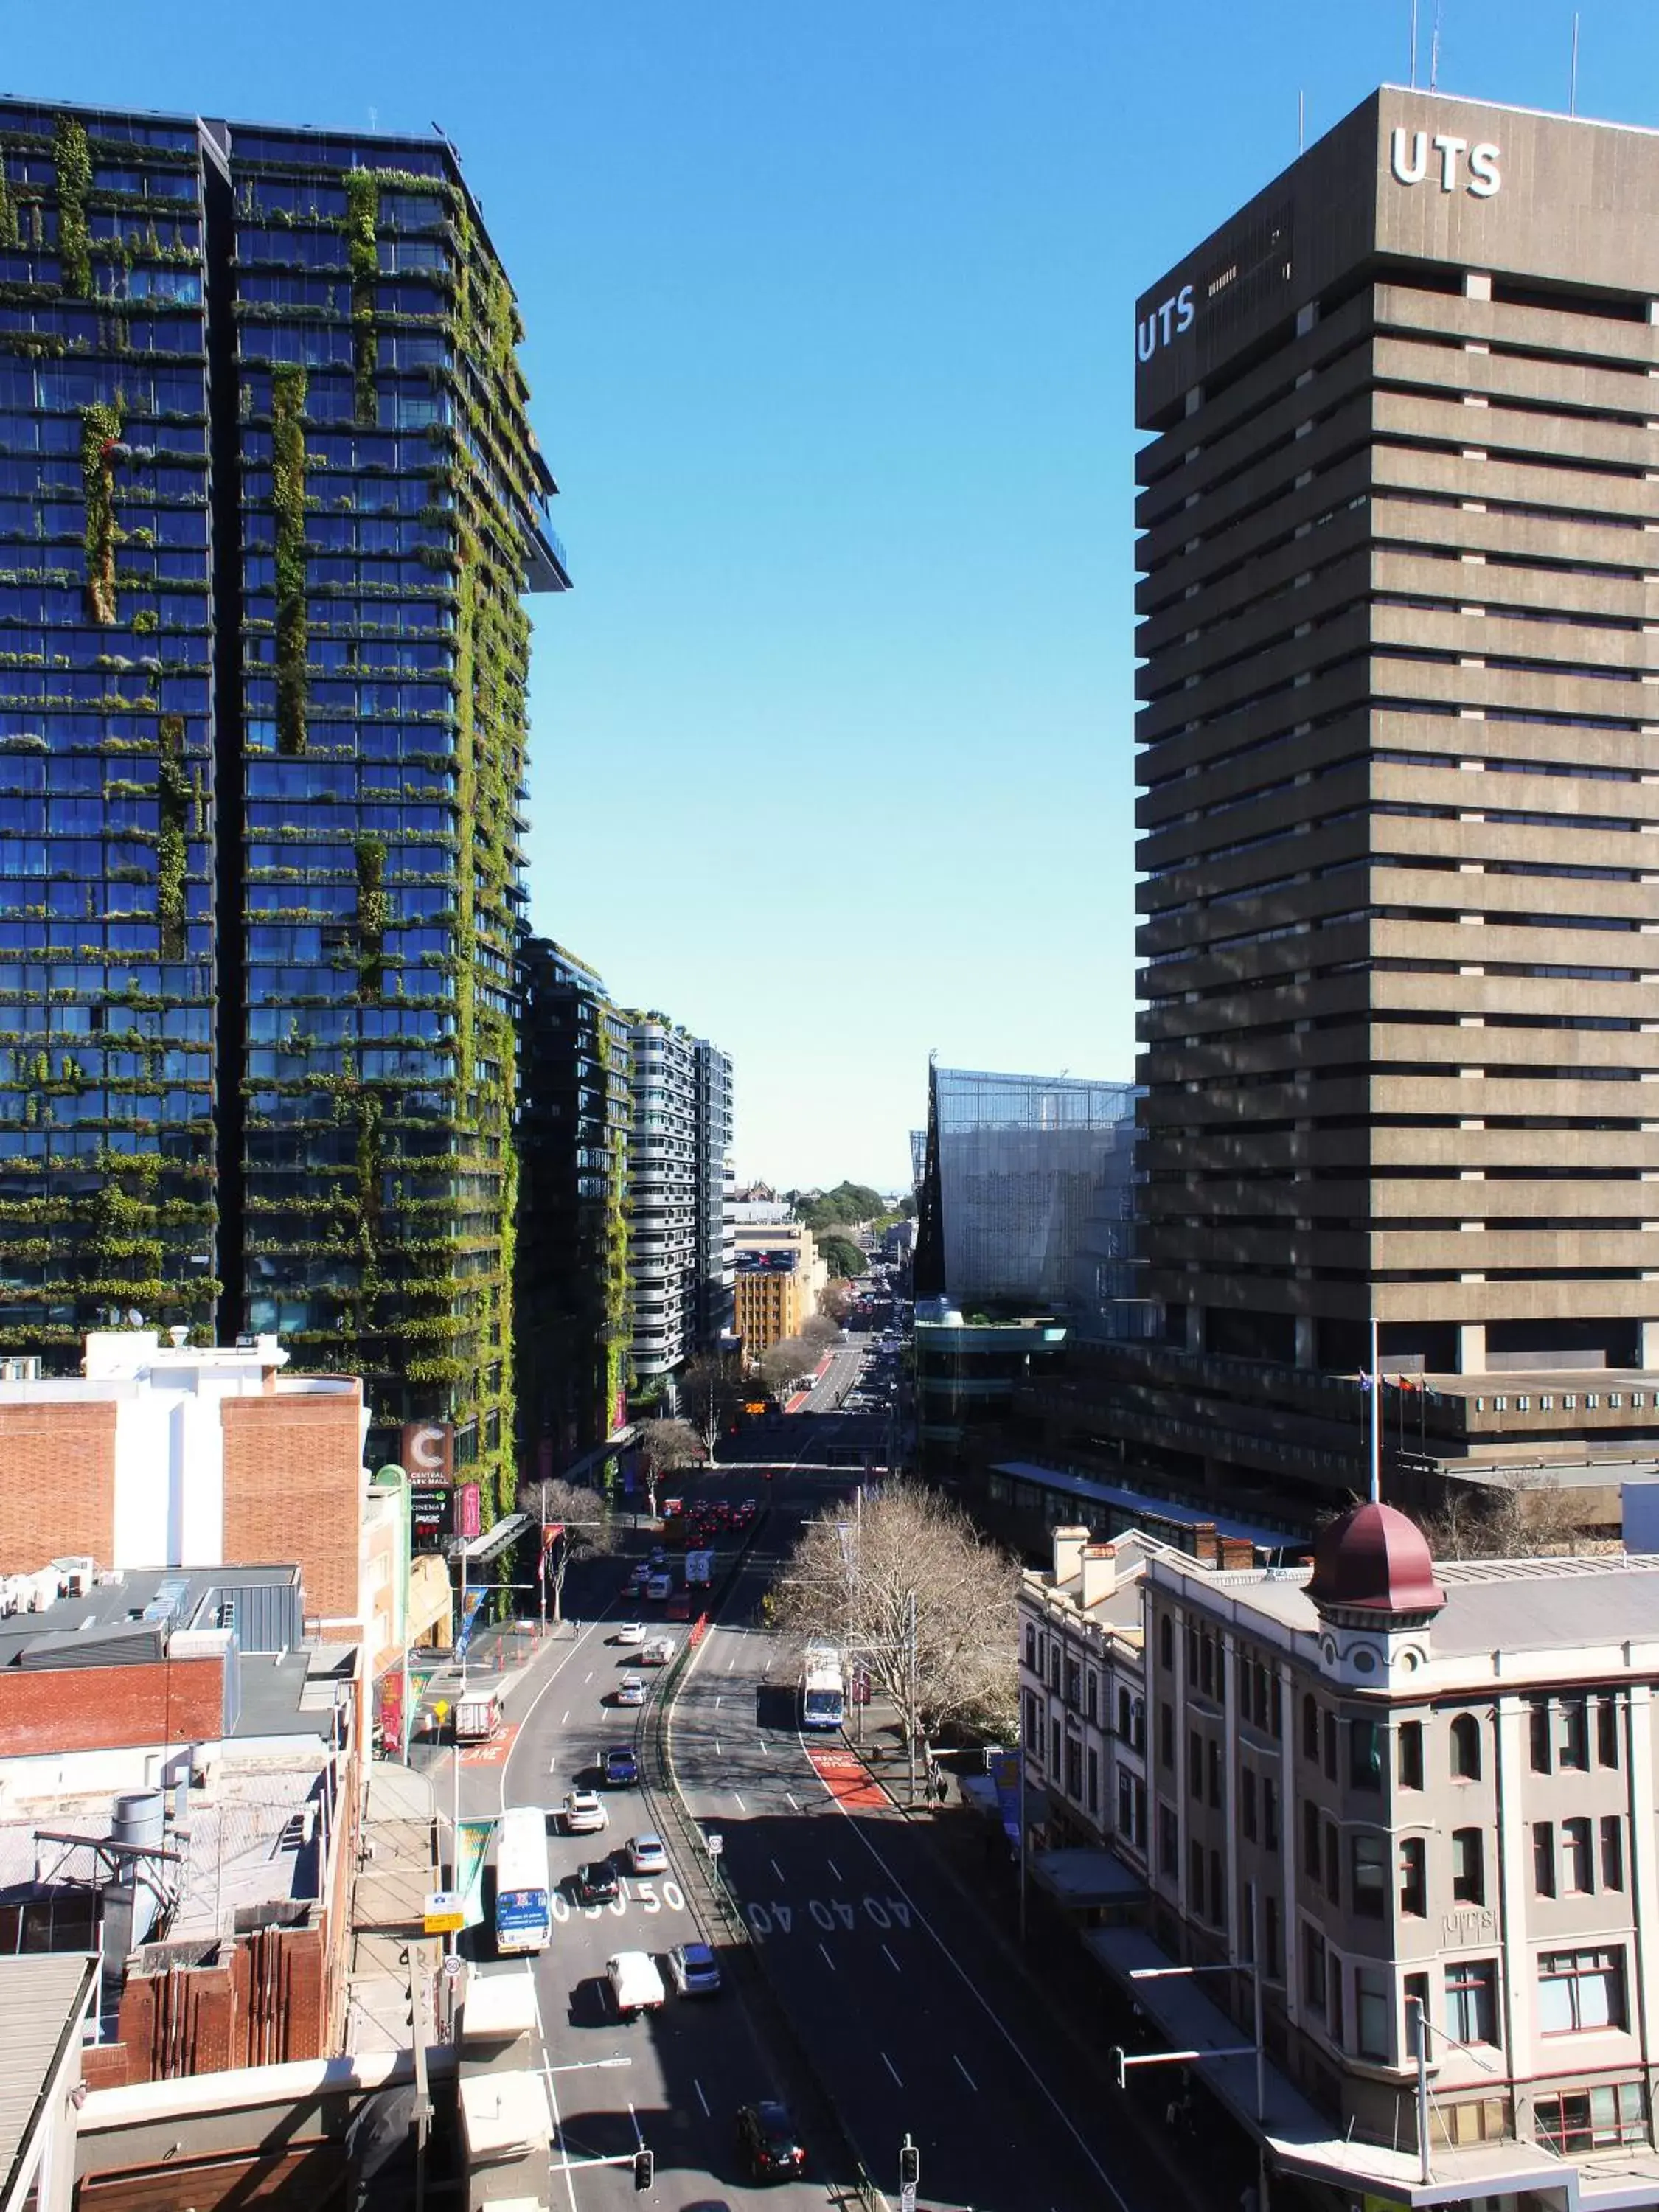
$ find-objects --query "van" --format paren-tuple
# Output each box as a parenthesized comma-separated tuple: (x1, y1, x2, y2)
(607, 1950, 667, 2020)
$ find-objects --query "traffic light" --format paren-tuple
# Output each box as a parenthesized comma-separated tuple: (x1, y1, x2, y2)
(633, 2148, 653, 2191)
(899, 2138, 920, 2188)
(1111, 2047, 1127, 2090)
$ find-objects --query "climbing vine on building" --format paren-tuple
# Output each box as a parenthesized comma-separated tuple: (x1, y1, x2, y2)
(156, 713, 188, 959)
(354, 835, 389, 996)
(270, 364, 308, 755)
(343, 171, 378, 425)
(53, 116, 91, 296)
(80, 401, 121, 625)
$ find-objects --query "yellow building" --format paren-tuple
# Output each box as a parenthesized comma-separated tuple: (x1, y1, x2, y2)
(733, 1224, 828, 1359)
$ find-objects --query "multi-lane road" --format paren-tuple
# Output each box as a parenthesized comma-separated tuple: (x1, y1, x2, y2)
(451, 1334, 1181, 2210)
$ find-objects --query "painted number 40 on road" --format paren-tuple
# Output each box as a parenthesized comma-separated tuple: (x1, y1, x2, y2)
(745, 1894, 911, 1938)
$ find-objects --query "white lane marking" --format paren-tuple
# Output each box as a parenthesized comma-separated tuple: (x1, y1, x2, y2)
(726, 1654, 737, 1671)
(806, 1746, 1134, 2212)
(881, 2051, 902, 2086)
(882, 1942, 901, 1973)
(786, 1792, 801, 1812)
(714, 1740, 722, 1757)
(771, 1858, 785, 1882)
(758, 1739, 772, 1756)
(955, 2054, 978, 2091)
(734, 1792, 747, 1812)
(560, 1709, 569, 1725)
(715, 1695, 723, 1709)
(694, 2076, 710, 2118)
(818, 1941, 837, 1973)
(583, 1671, 593, 1683)
(826, 1856, 843, 1880)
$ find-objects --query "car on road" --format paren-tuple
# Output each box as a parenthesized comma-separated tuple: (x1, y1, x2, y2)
(607, 1950, 667, 2020)
(641, 1636, 675, 1666)
(627, 1833, 668, 1875)
(736, 2101, 807, 2182)
(667, 1941, 722, 1997)
(628, 1562, 650, 1587)
(562, 1790, 608, 1834)
(614, 1674, 646, 1707)
(614, 1621, 645, 1645)
(648, 1546, 667, 1565)
(646, 1574, 672, 1601)
(603, 1746, 639, 1787)
(574, 1859, 619, 1905)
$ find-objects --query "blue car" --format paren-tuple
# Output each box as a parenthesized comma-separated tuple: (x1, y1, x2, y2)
(603, 1745, 639, 1787)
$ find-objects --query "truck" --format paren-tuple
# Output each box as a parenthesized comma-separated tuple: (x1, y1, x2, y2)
(684, 1549, 713, 1591)
(454, 1689, 504, 1744)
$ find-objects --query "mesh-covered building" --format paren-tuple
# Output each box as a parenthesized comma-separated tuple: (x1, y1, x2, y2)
(913, 1065, 1137, 1318)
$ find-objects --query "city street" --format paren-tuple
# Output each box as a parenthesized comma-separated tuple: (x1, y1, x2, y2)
(448, 1334, 1179, 2211)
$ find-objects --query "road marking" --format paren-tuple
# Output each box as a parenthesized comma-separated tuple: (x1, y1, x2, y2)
(758, 1739, 772, 1756)
(694, 2077, 710, 2118)
(955, 2054, 978, 2091)
(786, 1792, 801, 1812)
(882, 1942, 901, 1973)
(583, 1671, 593, 1683)
(826, 1856, 843, 1880)
(818, 1941, 837, 1973)
(806, 1770, 1134, 2212)
(714, 1695, 723, 1709)
(771, 1858, 785, 1882)
(881, 2051, 902, 2086)
(733, 1792, 747, 1812)
(714, 1739, 722, 1756)
(560, 1710, 569, 1725)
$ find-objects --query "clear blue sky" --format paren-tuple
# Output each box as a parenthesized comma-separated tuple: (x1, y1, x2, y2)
(13, 1, 1659, 1187)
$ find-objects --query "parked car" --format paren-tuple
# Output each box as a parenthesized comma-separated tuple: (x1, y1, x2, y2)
(614, 1675, 646, 1707)
(562, 1790, 608, 1834)
(627, 1833, 668, 1876)
(607, 1950, 667, 2020)
(614, 1621, 645, 1646)
(603, 1746, 640, 1787)
(667, 1941, 722, 1997)
(575, 1859, 619, 1905)
(736, 2101, 807, 2182)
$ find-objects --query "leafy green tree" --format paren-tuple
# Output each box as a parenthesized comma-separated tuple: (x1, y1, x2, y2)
(818, 1233, 864, 1279)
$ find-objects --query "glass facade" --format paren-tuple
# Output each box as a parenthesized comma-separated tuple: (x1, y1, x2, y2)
(0, 101, 567, 1526)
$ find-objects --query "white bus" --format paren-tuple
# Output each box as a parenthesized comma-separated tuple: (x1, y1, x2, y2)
(800, 1646, 846, 1732)
(493, 1806, 552, 1955)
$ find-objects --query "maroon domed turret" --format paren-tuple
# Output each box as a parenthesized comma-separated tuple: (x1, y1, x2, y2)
(1307, 1502, 1444, 1626)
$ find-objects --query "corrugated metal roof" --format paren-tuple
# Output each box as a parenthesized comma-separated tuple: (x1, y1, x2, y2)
(0, 1951, 95, 2202)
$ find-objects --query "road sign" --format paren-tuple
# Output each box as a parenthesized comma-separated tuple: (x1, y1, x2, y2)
(423, 1890, 465, 1935)
(705, 1832, 723, 1859)
(900, 2187, 917, 2212)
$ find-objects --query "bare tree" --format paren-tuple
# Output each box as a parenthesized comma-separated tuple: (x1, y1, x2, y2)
(1419, 1472, 1599, 1561)
(518, 1476, 616, 1624)
(681, 1354, 742, 1468)
(799, 1313, 843, 1357)
(819, 1280, 855, 1324)
(758, 1337, 810, 1399)
(635, 1415, 700, 1517)
(771, 1477, 1019, 1800)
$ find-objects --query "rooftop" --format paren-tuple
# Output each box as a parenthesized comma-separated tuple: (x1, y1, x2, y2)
(0, 1953, 96, 2204)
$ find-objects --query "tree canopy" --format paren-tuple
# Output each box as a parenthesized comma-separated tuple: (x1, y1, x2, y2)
(818, 1232, 864, 1279)
(796, 1181, 886, 1232)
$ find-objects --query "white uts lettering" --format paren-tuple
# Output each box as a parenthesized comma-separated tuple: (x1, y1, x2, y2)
(1135, 283, 1195, 364)
(1390, 126, 1500, 198)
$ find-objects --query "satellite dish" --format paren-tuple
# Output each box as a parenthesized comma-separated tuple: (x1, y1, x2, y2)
(127, 1308, 144, 1327)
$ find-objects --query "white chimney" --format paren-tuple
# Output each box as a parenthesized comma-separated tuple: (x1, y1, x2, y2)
(1051, 1526, 1090, 1587)
(1079, 1543, 1118, 1609)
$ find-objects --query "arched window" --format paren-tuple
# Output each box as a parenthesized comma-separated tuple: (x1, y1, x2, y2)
(1450, 1713, 1481, 1781)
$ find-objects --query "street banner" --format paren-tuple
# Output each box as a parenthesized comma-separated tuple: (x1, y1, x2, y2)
(379, 1672, 404, 1759)
(540, 1523, 564, 1582)
(456, 1816, 495, 1929)
(453, 1587, 487, 1663)
(991, 1750, 1022, 1845)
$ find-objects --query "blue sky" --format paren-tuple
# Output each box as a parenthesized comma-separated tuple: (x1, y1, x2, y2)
(13, 1, 1659, 1187)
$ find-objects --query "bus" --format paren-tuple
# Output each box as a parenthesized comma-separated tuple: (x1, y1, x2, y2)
(800, 1646, 846, 1732)
(684, 1549, 713, 1590)
(494, 1806, 552, 1955)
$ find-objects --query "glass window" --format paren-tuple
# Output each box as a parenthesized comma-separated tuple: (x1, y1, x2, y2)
(1302, 1693, 1319, 1760)
(1404, 1972, 1429, 2058)
(1447, 1959, 1498, 2046)
(1453, 1828, 1485, 1905)
(1534, 1821, 1556, 1899)
(1304, 1924, 1326, 2014)
(1564, 1818, 1593, 1896)
(1559, 1697, 1589, 1771)
(1350, 1716, 1382, 1791)
(1158, 1804, 1177, 1877)
(1356, 1966, 1391, 2062)
(1158, 1615, 1172, 1670)
(1188, 1731, 1202, 1800)
(1241, 1767, 1256, 1841)
(1535, 2083, 1646, 2154)
(1399, 1837, 1427, 1917)
(1352, 1833, 1386, 1919)
(1601, 1815, 1624, 1893)
(1159, 1701, 1173, 1770)
(1538, 1949, 1626, 2035)
(1324, 1711, 1338, 1781)
(1450, 1713, 1481, 1781)
(1598, 1695, 1620, 1769)
(1398, 1720, 1424, 1791)
(1324, 1819, 1340, 1908)
(1528, 1697, 1552, 1773)
(1263, 1778, 1279, 1854)
(1304, 1801, 1321, 1879)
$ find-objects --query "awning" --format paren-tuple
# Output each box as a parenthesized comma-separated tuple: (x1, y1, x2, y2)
(1031, 1847, 1146, 1908)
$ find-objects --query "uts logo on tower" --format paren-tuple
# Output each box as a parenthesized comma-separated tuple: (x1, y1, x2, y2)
(1388, 125, 1500, 197)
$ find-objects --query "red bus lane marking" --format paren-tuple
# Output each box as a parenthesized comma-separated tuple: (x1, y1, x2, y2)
(461, 1722, 520, 1767)
(805, 1746, 889, 1812)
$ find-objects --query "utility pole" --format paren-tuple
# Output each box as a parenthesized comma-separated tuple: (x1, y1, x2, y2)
(449, 1537, 467, 1961)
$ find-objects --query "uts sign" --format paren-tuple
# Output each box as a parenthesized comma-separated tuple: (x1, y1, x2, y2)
(1137, 283, 1194, 363)
(1389, 126, 1500, 198)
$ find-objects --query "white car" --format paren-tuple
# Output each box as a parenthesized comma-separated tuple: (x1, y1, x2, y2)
(646, 1575, 672, 1602)
(614, 1675, 646, 1707)
(627, 1833, 669, 1876)
(614, 1621, 645, 1646)
(607, 1950, 667, 2019)
(563, 1790, 608, 1834)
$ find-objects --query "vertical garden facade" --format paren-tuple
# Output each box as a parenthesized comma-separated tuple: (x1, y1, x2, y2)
(0, 105, 219, 1360)
(0, 102, 567, 1526)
